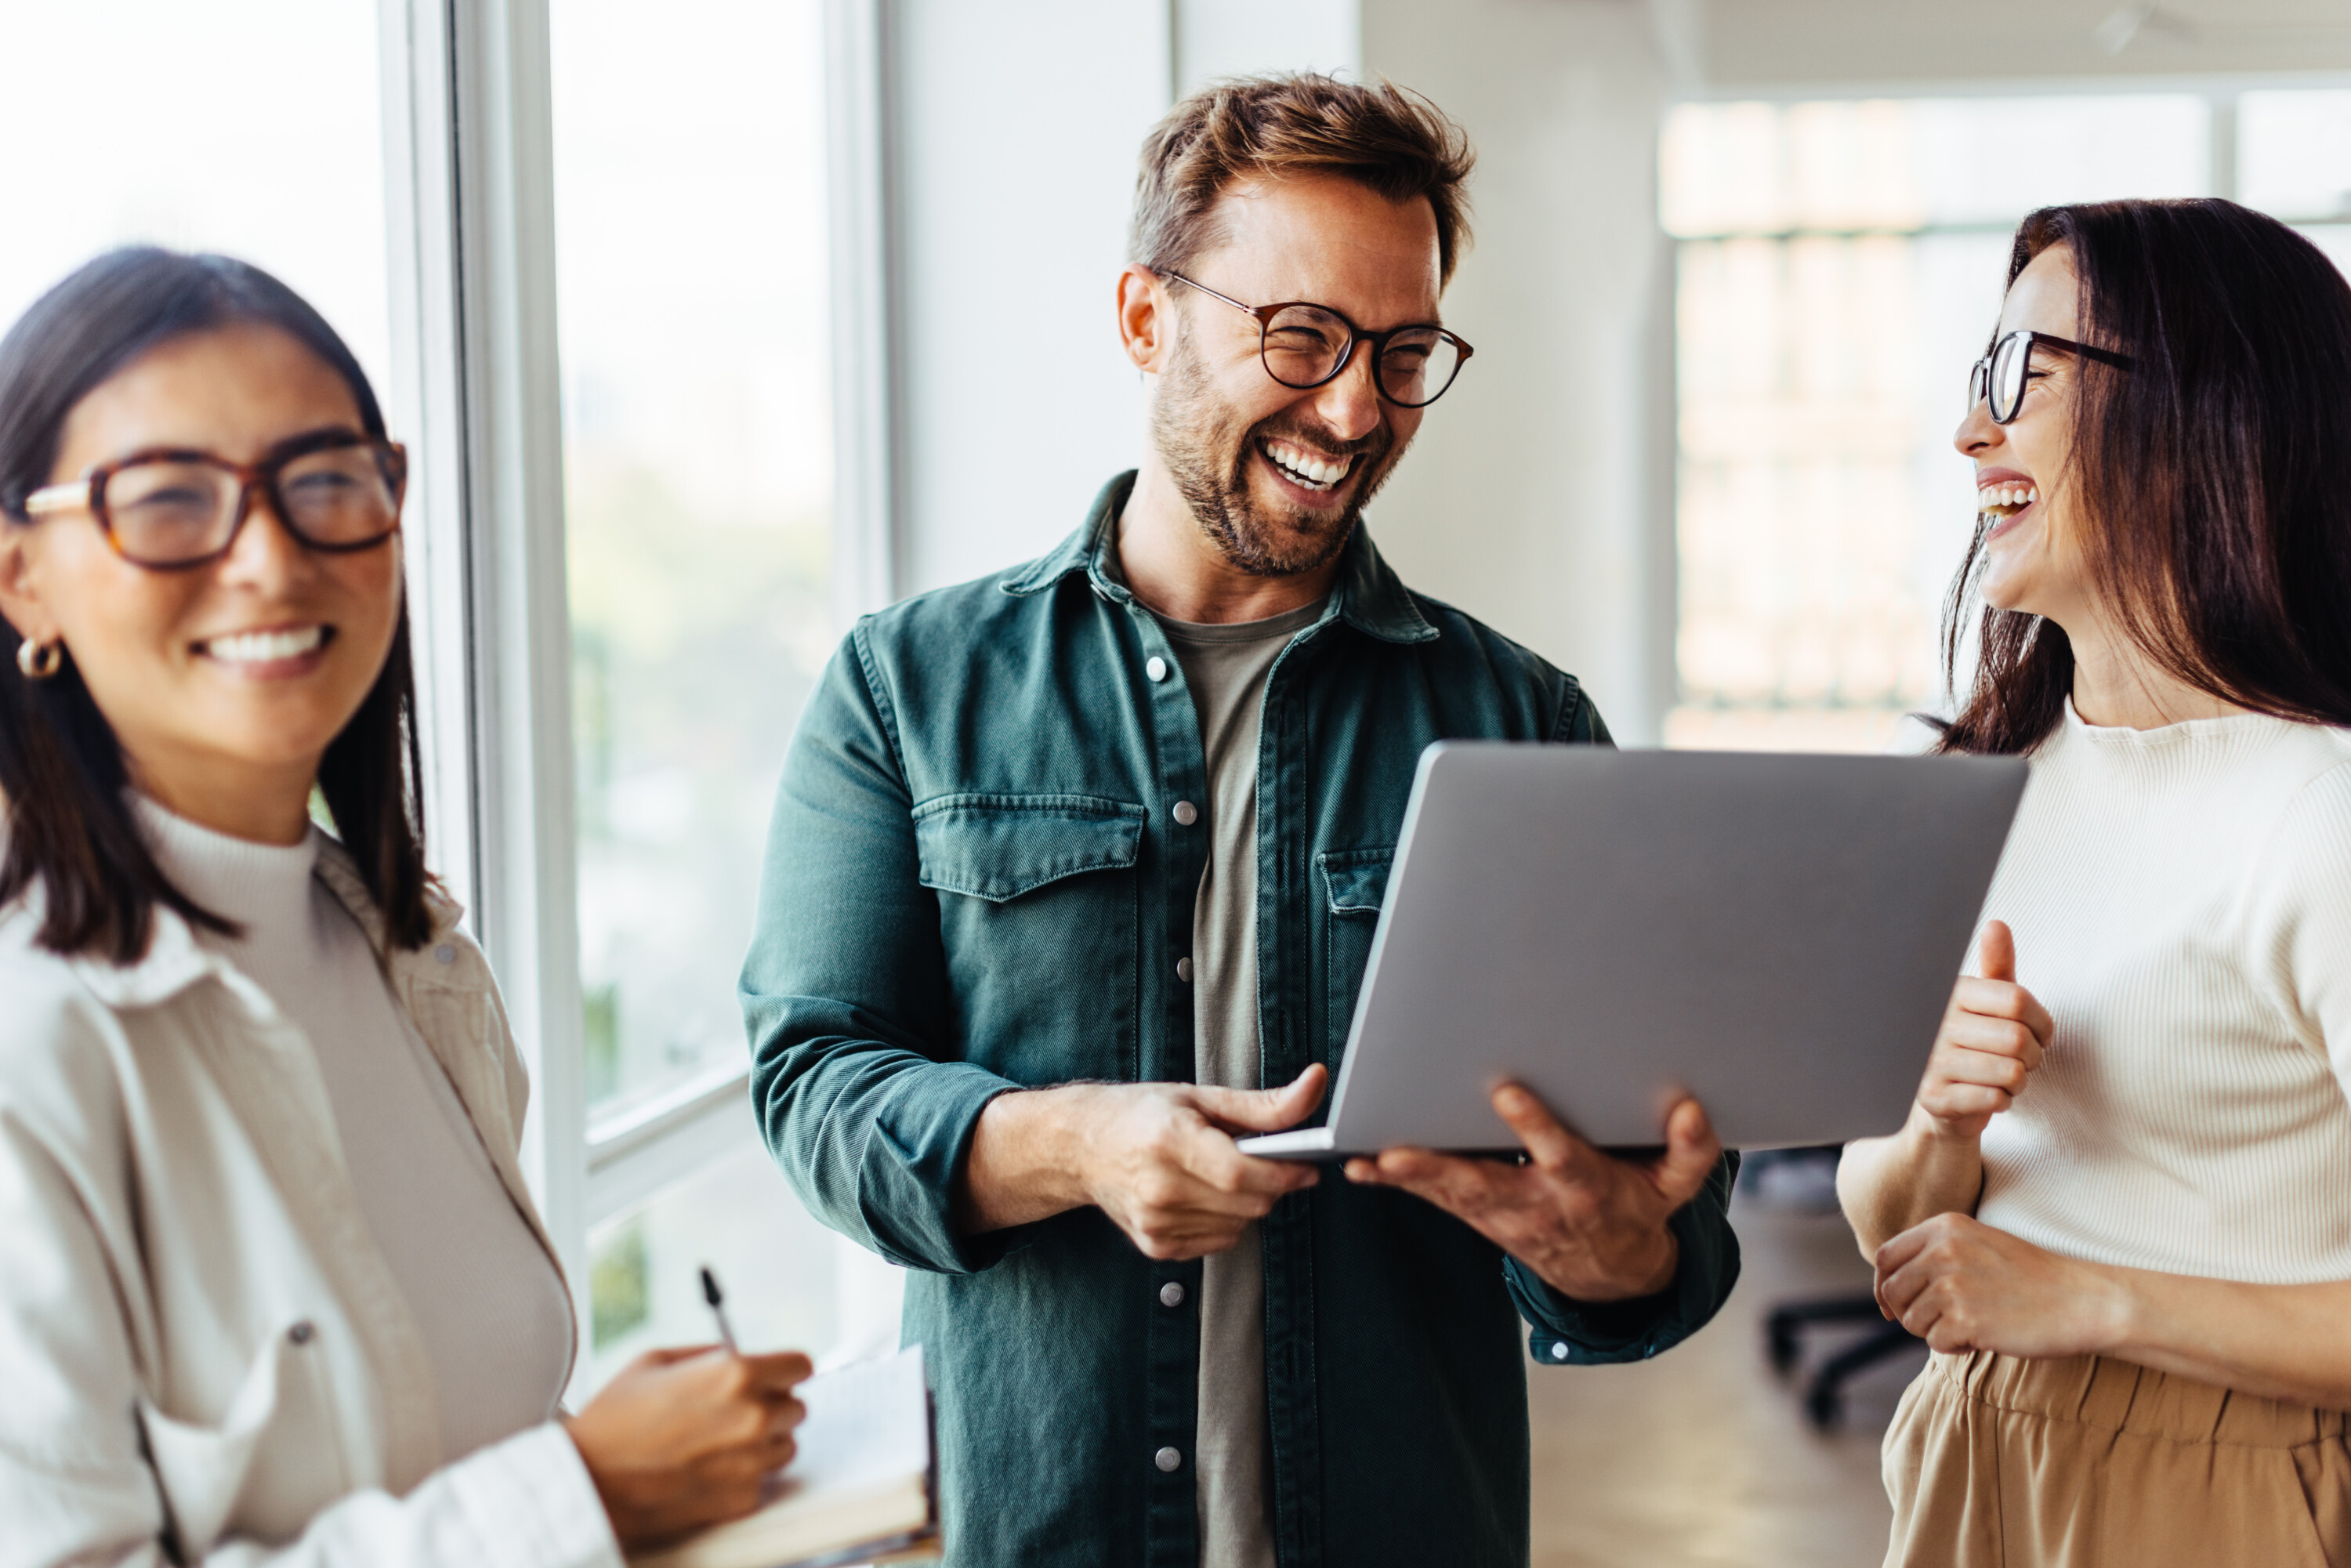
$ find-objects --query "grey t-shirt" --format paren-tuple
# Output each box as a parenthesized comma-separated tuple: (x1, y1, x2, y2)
(1157, 597, 1324, 1568)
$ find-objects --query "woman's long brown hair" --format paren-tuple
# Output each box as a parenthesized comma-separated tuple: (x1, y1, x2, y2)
(1936, 201, 2351, 755)
(0, 249, 433, 961)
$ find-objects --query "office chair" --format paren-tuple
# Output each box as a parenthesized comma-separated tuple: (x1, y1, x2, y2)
(1743, 1147, 1924, 1430)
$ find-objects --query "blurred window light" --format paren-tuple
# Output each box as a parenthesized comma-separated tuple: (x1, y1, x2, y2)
(1662, 95, 2212, 753)
(0, 1, 389, 400)
(550, 0, 834, 1123)
(1659, 95, 2208, 239)
(1910, 96, 2208, 229)
(585, 1142, 897, 1389)
(2241, 90, 2351, 220)
(550, 0, 900, 1389)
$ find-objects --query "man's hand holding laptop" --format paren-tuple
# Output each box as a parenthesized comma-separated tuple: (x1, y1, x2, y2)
(1344, 1088, 1724, 1301)
(959, 1058, 1716, 1302)
(955, 1065, 1331, 1259)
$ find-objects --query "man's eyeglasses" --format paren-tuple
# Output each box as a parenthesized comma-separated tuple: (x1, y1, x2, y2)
(1161, 271, 1474, 409)
(1967, 330, 2135, 425)
(20, 429, 406, 570)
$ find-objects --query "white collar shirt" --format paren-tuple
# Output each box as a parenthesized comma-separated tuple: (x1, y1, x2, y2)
(0, 841, 620, 1568)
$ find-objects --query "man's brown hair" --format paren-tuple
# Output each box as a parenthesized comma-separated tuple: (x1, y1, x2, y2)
(1131, 74, 1475, 289)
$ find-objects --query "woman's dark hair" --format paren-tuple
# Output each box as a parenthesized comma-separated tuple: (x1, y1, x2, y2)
(0, 247, 432, 960)
(1937, 199, 2351, 755)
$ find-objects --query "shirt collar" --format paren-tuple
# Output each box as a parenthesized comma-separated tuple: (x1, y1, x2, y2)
(55, 834, 473, 1012)
(1002, 469, 1439, 646)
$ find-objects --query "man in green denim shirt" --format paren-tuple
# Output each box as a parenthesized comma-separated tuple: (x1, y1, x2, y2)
(742, 77, 1739, 1568)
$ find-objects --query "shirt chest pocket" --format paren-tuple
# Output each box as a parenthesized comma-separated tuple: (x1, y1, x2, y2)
(914, 794, 1144, 1081)
(137, 1320, 353, 1557)
(1317, 847, 1394, 1063)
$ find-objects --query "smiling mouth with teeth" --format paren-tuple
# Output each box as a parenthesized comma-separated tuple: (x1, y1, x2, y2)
(1978, 481, 2040, 521)
(198, 625, 333, 665)
(1260, 436, 1357, 494)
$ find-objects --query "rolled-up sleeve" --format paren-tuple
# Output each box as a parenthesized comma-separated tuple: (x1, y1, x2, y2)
(1505, 1151, 1742, 1366)
(739, 628, 1021, 1276)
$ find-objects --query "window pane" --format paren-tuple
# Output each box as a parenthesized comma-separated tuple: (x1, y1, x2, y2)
(0, 1, 389, 394)
(1662, 98, 2204, 752)
(1660, 96, 2206, 240)
(550, 0, 834, 1117)
(2241, 89, 2351, 221)
(581, 1138, 903, 1395)
(1910, 96, 2208, 227)
(2296, 225, 2351, 284)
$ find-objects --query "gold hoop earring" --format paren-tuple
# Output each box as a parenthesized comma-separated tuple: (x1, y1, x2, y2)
(15, 638, 61, 679)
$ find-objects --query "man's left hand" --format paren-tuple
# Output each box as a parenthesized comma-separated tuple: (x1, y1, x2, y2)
(1342, 1086, 1720, 1302)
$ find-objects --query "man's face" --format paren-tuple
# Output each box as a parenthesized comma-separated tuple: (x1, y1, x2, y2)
(1147, 174, 1444, 578)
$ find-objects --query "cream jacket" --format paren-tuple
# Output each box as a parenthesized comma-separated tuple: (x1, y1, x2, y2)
(0, 845, 621, 1568)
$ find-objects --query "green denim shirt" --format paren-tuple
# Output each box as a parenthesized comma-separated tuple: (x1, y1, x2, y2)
(742, 473, 1740, 1568)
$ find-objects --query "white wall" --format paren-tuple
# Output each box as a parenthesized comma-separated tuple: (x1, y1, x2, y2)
(885, 0, 1165, 594)
(1173, 0, 1358, 95)
(1361, 1, 1676, 741)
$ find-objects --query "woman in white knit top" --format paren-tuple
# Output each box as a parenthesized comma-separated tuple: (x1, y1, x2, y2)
(1838, 201, 2351, 1564)
(0, 250, 810, 1564)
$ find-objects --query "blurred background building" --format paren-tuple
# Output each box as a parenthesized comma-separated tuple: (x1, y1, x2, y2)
(5, 2, 2348, 1562)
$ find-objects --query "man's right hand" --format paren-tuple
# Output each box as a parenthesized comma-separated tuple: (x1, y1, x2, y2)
(956, 1065, 1327, 1259)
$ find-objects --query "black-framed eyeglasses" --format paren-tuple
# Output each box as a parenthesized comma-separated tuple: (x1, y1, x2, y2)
(1161, 270, 1474, 408)
(1967, 330, 2135, 425)
(20, 429, 407, 570)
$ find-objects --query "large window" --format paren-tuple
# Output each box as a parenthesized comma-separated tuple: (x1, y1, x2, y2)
(552, 0, 835, 1126)
(0, 2, 389, 400)
(1662, 90, 2351, 751)
(545, 0, 893, 1389)
(3, 0, 893, 1396)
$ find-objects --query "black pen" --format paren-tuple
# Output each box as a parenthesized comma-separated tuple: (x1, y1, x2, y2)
(700, 1265, 741, 1356)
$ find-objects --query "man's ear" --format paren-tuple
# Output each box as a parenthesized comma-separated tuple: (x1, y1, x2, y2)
(0, 524, 57, 648)
(1116, 264, 1168, 375)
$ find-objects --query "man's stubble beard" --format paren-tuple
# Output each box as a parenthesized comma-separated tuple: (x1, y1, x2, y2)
(1147, 330, 1409, 580)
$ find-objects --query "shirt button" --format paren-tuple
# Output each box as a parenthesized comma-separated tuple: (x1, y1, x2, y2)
(1154, 1446, 1183, 1472)
(1160, 1281, 1186, 1308)
(1146, 656, 1168, 683)
(1172, 800, 1198, 826)
(1176, 957, 1194, 983)
(289, 1321, 317, 1345)
(433, 943, 457, 965)
(1550, 1341, 1571, 1362)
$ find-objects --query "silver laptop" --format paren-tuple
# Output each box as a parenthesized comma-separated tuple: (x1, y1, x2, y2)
(1241, 743, 2026, 1157)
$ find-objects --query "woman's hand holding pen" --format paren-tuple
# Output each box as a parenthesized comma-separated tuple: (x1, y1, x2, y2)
(564, 1343, 813, 1549)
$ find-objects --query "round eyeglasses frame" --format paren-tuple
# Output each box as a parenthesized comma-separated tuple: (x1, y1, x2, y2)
(1160, 270, 1474, 409)
(1967, 329, 2135, 425)
(19, 429, 408, 570)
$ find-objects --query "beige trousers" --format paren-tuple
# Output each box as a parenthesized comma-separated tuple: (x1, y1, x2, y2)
(1882, 1349, 2351, 1567)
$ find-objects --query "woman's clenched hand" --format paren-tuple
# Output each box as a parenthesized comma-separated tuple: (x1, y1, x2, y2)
(1874, 1211, 2129, 1359)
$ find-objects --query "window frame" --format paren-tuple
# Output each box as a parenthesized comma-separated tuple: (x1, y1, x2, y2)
(375, 0, 896, 1342)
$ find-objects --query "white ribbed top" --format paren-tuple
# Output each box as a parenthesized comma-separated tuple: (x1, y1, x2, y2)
(136, 798, 573, 1461)
(1975, 702, 2351, 1284)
